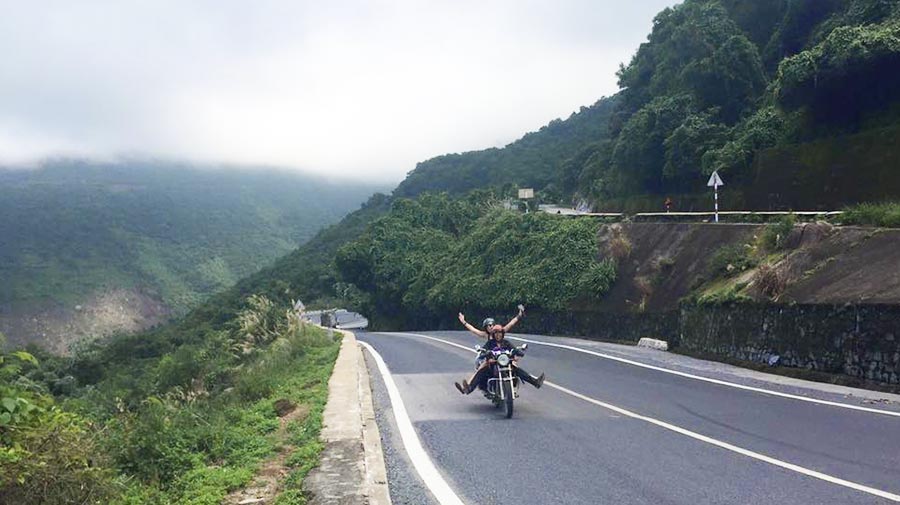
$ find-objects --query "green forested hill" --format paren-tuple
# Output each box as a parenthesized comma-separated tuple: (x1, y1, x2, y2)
(0, 160, 383, 323)
(394, 96, 619, 199)
(396, 0, 900, 209)
(592, 0, 900, 205)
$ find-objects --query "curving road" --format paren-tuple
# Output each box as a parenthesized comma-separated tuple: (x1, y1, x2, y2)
(357, 330, 900, 505)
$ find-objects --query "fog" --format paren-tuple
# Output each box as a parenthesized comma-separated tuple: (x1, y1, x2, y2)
(0, 0, 677, 183)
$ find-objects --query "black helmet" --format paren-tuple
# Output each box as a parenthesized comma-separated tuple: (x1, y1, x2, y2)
(482, 317, 495, 329)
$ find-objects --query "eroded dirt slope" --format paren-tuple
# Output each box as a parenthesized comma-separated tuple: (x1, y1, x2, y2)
(599, 222, 900, 312)
(0, 288, 170, 353)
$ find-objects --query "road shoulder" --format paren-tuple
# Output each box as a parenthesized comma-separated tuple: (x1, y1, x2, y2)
(303, 329, 391, 505)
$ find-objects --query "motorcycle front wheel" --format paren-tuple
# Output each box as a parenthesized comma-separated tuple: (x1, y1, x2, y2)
(503, 381, 514, 418)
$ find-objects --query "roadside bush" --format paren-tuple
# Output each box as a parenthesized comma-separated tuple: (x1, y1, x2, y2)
(105, 398, 205, 484)
(1, 351, 116, 504)
(578, 259, 618, 299)
(707, 244, 757, 278)
(842, 202, 900, 227)
(760, 214, 796, 251)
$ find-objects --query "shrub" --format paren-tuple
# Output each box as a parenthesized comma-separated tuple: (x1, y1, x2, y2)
(1, 351, 116, 504)
(760, 214, 796, 251)
(707, 244, 757, 278)
(578, 259, 618, 299)
(842, 202, 900, 227)
(105, 398, 205, 484)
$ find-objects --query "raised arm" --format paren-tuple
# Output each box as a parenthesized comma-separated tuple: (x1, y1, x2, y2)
(458, 312, 487, 338)
(502, 304, 525, 332)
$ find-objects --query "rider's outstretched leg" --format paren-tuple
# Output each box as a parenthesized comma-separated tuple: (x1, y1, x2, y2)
(513, 364, 545, 389)
(456, 362, 490, 394)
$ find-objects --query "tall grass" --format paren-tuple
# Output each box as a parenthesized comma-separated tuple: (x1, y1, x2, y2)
(2, 294, 340, 505)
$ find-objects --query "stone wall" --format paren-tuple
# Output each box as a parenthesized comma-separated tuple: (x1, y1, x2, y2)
(678, 303, 900, 385)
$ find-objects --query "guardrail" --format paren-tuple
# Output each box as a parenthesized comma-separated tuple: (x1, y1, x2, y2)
(630, 210, 843, 223)
(633, 211, 844, 218)
(539, 205, 844, 223)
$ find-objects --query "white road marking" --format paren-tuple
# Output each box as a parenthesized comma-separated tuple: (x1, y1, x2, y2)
(505, 336, 900, 418)
(358, 341, 466, 505)
(380, 332, 900, 503)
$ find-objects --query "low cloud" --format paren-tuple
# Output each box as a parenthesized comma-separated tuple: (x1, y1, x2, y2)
(0, 0, 676, 182)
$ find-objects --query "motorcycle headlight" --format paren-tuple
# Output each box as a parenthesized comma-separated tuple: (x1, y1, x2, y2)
(497, 354, 511, 367)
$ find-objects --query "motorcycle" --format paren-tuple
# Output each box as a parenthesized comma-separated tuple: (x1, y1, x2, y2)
(474, 343, 528, 418)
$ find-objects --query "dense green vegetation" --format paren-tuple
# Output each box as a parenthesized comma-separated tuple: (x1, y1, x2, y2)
(582, 0, 900, 204)
(0, 160, 382, 312)
(334, 193, 616, 326)
(1, 296, 338, 504)
(394, 97, 619, 200)
(395, 0, 900, 211)
(842, 201, 900, 226)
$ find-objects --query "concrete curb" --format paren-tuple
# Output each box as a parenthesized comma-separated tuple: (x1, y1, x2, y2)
(303, 329, 391, 505)
(358, 336, 391, 505)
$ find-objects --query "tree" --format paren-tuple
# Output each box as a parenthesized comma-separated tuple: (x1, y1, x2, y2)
(663, 113, 730, 186)
(610, 95, 694, 194)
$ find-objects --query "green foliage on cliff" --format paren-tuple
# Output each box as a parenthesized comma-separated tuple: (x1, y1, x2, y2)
(581, 0, 900, 205)
(775, 15, 900, 124)
(335, 193, 616, 322)
(389, 1, 900, 211)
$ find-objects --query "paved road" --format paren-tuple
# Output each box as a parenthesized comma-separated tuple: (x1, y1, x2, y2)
(358, 330, 900, 505)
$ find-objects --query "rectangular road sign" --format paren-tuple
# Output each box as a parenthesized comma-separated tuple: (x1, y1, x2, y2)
(518, 188, 534, 199)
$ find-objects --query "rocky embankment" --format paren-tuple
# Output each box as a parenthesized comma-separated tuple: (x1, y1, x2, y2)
(595, 221, 900, 386)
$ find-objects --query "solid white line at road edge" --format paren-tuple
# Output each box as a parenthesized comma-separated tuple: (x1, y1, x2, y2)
(382, 332, 900, 503)
(358, 341, 466, 505)
(506, 336, 900, 418)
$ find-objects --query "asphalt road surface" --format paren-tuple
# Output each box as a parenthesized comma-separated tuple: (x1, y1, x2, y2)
(358, 330, 900, 505)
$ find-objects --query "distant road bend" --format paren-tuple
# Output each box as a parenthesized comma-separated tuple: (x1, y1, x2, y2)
(357, 330, 900, 505)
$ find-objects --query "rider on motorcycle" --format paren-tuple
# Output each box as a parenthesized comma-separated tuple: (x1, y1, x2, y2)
(455, 307, 545, 394)
(458, 304, 524, 346)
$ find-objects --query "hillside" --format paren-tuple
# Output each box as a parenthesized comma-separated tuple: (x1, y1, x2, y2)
(203, 0, 900, 325)
(394, 0, 900, 211)
(394, 96, 619, 199)
(0, 160, 384, 351)
(223, 0, 900, 320)
(581, 0, 900, 207)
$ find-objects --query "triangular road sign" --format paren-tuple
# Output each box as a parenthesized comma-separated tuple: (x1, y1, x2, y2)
(707, 171, 724, 188)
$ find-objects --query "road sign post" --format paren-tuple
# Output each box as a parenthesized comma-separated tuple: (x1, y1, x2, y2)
(707, 171, 724, 223)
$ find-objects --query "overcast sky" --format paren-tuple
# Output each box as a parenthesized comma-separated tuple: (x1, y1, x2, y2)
(0, 0, 677, 183)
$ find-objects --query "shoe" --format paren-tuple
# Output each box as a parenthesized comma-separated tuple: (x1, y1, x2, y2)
(455, 382, 466, 395)
(461, 379, 470, 394)
(534, 373, 545, 389)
